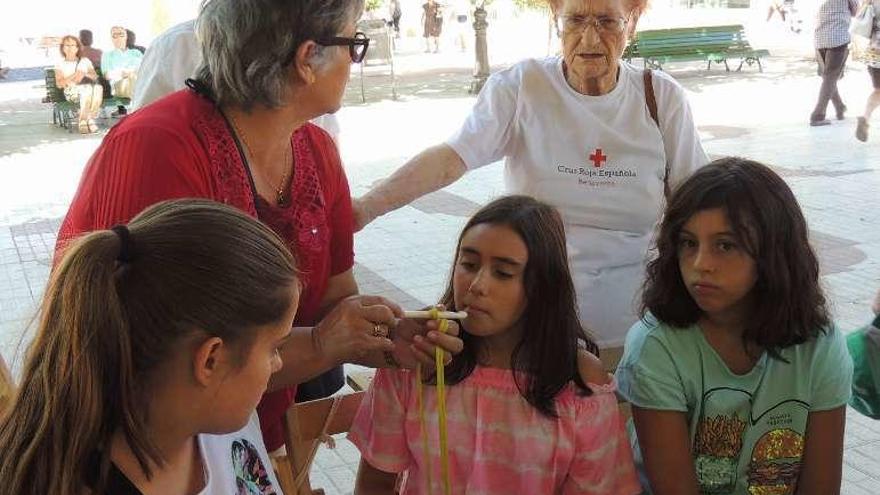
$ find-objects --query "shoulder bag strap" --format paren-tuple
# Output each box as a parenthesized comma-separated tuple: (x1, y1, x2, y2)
(643, 68, 671, 199)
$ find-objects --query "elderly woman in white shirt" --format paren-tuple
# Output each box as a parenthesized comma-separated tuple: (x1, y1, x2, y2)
(55, 35, 103, 133)
(354, 0, 709, 368)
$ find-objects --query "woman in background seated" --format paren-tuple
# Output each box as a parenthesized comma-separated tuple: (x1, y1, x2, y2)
(55, 35, 103, 133)
(126, 29, 147, 54)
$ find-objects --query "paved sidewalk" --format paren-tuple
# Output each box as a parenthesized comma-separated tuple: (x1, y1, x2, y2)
(2, 41, 880, 494)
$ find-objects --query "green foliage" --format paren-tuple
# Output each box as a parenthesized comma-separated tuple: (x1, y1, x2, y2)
(365, 0, 383, 11)
(151, 0, 172, 35)
(511, 0, 548, 9)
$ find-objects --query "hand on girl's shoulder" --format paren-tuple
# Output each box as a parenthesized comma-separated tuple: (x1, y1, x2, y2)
(577, 348, 611, 385)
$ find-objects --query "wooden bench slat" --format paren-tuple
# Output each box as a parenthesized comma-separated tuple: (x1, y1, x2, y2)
(624, 24, 768, 72)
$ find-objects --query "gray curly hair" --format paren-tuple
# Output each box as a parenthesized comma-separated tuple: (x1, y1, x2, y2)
(195, 0, 365, 110)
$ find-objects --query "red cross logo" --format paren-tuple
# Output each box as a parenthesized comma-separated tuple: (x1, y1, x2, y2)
(589, 148, 607, 168)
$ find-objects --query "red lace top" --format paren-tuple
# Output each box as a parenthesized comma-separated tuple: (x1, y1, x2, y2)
(56, 89, 355, 451)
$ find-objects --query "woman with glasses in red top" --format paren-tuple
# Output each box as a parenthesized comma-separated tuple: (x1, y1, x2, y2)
(57, 0, 463, 459)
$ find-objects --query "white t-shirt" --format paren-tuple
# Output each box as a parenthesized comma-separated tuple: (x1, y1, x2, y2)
(96, 414, 283, 494)
(56, 57, 95, 80)
(132, 20, 199, 110)
(198, 413, 284, 494)
(447, 57, 708, 347)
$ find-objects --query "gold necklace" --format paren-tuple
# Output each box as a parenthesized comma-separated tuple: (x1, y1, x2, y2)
(228, 113, 293, 207)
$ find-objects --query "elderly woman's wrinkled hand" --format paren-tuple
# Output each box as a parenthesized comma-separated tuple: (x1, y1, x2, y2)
(313, 294, 401, 364)
(389, 312, 464, 369)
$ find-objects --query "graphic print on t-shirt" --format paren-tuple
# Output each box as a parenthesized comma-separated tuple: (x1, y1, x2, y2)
(746, 428, 804, 495)
(555, 147, 641, 189)
(231, 438, 277, 495)
(693, 387, 808, 495)
(694, 388, 751, 493)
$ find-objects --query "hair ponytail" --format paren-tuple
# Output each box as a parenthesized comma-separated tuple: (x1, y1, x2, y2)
(0, 199, 298, 495)
(0, 231, 145, 494)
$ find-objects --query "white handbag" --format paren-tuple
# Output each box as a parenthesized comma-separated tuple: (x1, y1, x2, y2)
(851, 3, 875, 39)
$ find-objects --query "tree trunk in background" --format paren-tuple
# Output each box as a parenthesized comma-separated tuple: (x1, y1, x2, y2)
(151, 0, 172, 38)
(470, 5, 490, 94)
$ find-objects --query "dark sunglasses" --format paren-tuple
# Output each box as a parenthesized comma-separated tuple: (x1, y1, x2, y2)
(315, 32, 370, 63)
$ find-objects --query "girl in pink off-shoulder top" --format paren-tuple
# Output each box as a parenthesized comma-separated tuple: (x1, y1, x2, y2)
(350, 195, 641, 495)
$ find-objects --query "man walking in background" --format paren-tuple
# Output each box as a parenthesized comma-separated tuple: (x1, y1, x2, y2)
(389, 0, 402, 37)
(811, 0, 859, 126)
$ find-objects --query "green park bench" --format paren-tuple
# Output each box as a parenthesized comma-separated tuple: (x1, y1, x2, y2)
(42, 67, 131, 132)
(42, 68, 78, 130)
(624, 24, 769, 72)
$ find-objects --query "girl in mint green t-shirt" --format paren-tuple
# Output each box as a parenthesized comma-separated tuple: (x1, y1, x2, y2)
(616, 157, 853, 495)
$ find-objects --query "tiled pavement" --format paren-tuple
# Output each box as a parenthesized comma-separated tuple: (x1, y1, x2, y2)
(2, 42, 880, 494)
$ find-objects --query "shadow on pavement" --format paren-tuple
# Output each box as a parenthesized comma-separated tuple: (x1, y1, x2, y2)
(0, 54, 856, 160)
(0, 99, 102, 159)
(344, 66, 478, 106)
(343, 54, 828, 106)
(0, 67, 49, 84)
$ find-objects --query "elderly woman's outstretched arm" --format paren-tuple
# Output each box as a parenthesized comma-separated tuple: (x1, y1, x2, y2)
(353, 143, 467, 231)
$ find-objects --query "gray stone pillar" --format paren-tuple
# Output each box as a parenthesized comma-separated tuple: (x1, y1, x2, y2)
(470, 6, 490, 95)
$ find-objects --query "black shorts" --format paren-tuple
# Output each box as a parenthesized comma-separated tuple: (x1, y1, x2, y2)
(870, 66, 880, 90)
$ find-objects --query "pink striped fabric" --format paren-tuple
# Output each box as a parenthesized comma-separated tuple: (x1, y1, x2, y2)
(349, 367, 641, 494)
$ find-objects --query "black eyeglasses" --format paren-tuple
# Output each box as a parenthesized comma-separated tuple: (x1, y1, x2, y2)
(315, 32, 370, 63)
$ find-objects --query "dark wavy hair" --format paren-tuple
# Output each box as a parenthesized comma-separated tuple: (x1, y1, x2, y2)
(433, 195, 598, 417)
(642, 157, 830, 355)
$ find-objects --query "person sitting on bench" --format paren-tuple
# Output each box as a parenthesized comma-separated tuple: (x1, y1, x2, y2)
(101, 26, 142, 113)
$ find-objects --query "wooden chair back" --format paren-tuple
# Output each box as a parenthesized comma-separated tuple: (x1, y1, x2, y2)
(275, 391, 366, 495)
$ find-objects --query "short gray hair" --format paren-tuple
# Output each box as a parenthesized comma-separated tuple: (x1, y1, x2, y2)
(195, 0, 365, 110)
